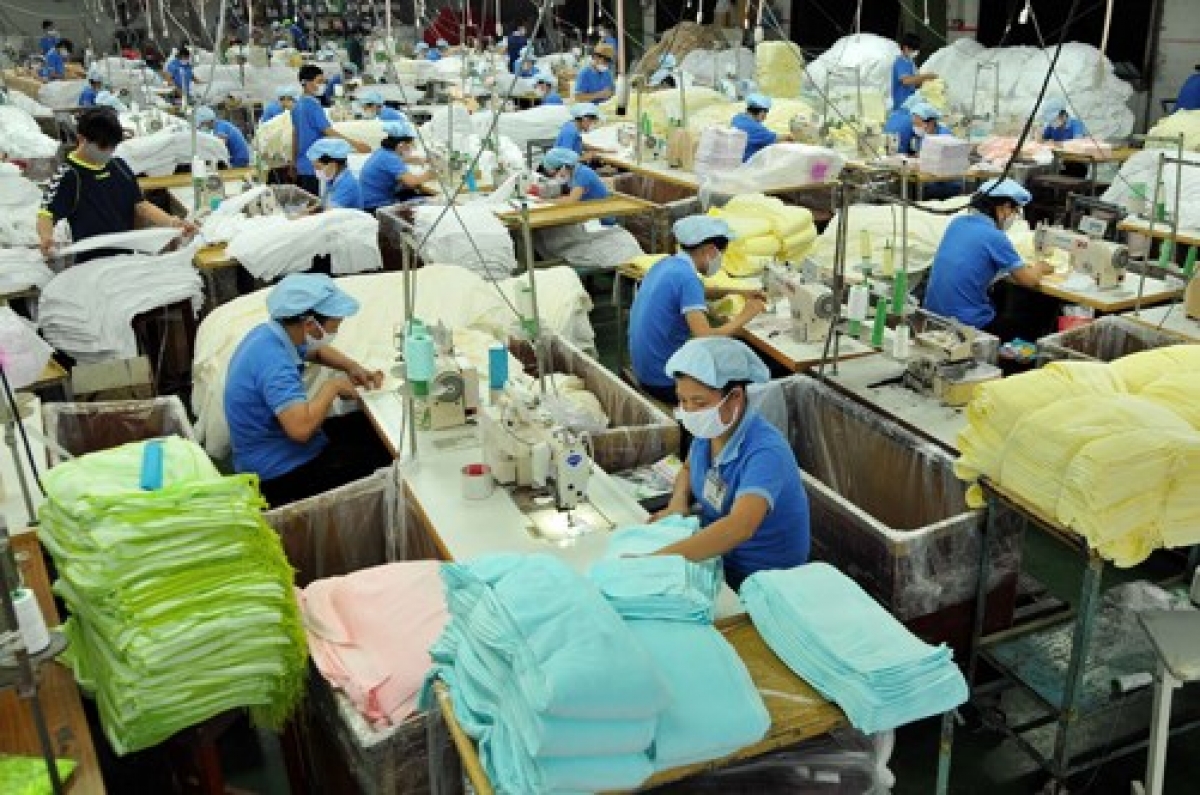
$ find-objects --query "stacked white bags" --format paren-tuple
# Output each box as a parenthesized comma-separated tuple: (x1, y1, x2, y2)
(694, 126, 747, 178)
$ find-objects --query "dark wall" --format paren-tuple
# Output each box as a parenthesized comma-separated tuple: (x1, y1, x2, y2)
(977, 0, 1153, 70)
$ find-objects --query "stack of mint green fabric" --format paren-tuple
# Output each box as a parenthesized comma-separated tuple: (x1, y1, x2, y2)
(37, 436, 307, 755)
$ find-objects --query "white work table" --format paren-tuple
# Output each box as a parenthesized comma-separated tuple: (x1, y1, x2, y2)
(1030, 272, 1181, 314)
(742, 311, 875, 372)
(1122, 303, 1200, 342)
(360, 389, 742, 618)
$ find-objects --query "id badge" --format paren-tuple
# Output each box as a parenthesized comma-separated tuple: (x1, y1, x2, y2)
(702, 469, 727, 510)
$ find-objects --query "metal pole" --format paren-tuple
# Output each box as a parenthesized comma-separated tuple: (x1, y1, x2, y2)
(518, 203, 547, 395)
(1051, 552, 1106, 780)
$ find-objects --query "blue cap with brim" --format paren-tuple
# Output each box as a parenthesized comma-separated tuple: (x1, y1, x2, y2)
(268, 273, 361, 319)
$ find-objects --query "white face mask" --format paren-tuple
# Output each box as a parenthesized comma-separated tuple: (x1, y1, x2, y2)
(305, 320, 336, 350)
(594, 61, 609, 72)
(910, 51, 920, 60)
(82, 142, 113, 165)
(912, 124, 926, 137)
(675, 393, 739, 440)
(706, 251, 724, 277)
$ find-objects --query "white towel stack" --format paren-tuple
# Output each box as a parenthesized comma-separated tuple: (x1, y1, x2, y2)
(918, 136, 972, 177)
(226, 210, 383, 281)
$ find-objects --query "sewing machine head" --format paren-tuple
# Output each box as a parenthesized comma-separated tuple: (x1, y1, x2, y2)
(904, 321, 1000, 405)
(1034, 224, 1128, 289)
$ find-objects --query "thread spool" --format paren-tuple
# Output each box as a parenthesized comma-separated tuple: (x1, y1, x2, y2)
(13, 588, 49, 655)
(859, 230, 872, 261)
(871, 297, 888, 347)
(892, 325, 911, 359)
(404, 332, 436, 382)
(461, 463, 494, 500)
(881, 240, 895, 277)
(847, 285, 869, 321)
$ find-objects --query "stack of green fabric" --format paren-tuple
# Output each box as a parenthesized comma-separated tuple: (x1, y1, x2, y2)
(37, 436, 306, 755)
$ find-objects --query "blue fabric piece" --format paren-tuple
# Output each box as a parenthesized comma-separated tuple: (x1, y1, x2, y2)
(741, 563, 969, 734)
(883, 108, 913, 157)
(730, 112, 776, 162)
(553, 121, 584, 155)
(628, 254, 706, 389)
(574, 66, 614, 99)
(214, 120, 250, 166)
(260, 100, 284, 124)
(79, 85, 99, 107)
(923, 213, 1023, 328)
(224, 322, 326, 479)
(1042, 117, 1086, 142)
(892, 55, 916, 110)
(688, 412, 810, 581)
(292, 96, 331, 176)
(324, 169, 363, 210)
(360, 148, 408, 209)
(1179, 73, 1200, 111)
(627, 620, 769, 770)
(588, 516, 722, 623)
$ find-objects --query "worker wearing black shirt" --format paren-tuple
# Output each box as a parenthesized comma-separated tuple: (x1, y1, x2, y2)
(37, 108, 196, 263)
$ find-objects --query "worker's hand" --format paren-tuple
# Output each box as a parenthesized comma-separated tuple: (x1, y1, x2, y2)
(351, 140, 371, 154)
(168, 216, 199, 238)
(348, 365, 384, 390)
(1036, 260, 1056, 276)
(737, 296, 767, 321)
(38, 237, 56, 259)
(331, 376, 360, 401)
(741, 289, 768, 303)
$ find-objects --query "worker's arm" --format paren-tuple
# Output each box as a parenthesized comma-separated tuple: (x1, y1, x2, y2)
(684, 299, 765, 337)
(900, 72, 938, 87)
(307, 344, 384, 389)
(553, 185, 586, 205)
(704, 286, 767, 301)
(1009, 260, 1055, 288)
(654, 495, 770, 562)
(320, 126, 371, 153)
(36, 214, 56, 257)
(399, 170, 433, 188)
(651, 460, 694, 521)
(134, 201, 198, 235)
(275, 377, 359, 443)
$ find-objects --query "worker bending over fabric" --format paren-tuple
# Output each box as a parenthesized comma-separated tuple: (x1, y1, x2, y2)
(196, 106, 251, 167)
(260, 84, 301, 124)
(892, 33, 938, 111)
(534, 73, 563, 105)
(292, 64, 370, 194)
(574, 43, 615, 103)
(38, 108, 197, 262)
(883, 92, 922, 156)
(731, 94, 792, 162)
(360, 121, 434, 212)
(307, 138, 363, 210)
(1040, 99, 1087, 142)
(40, 39, 71, 82)
(79, 66, 104, 106)
(165, 46, 197, 98)
(554, 103, 611, 160)
(652, 337, 810, 591)
(515, 47, 537, 78)
(923, 178, 1053, 340)
(358, 90, 405, 121)
(628, 215, 765, 406)
(224, 271, 391, 507)
(1176, 65, 1200, 112)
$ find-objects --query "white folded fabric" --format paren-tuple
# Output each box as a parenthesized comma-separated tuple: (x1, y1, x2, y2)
(226, 210, 382, 280)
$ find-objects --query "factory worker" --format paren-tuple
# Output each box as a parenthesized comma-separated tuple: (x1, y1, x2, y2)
(596, 24, 619, 58)
(907, 102, 951, 154)
(731, 94, 793, 162)
(923, 178, 1053, 338)
(308, 138, 363, 211)
(360, 121, 434, 212)
(1177, 65, 1200, 112)
(649, 53, 677, 89)
(652, 337, 810, 591)
(883, 92, 922, 156)
(505, 24, 528, 72)
(38, 108, 197, 261)
(261, 84, 301, 125)
(224, 273, 390, 507)
(288, 17, 310, 51)
(541, 147, 610, 212)
(574, 42, 615, 103)
(415, 42, 430, 59)
(425, 40, 447, 62)
(165, 46, 197, 97)
(533, 73, 563, 106)
(293, 64, 370, 194)
(79, 67, 104, 106)
(515, 47, 538, 78)
(628, 215, 766, 405)
(554, 103, 611, 159)
(94, 90, 128, 114)
(892, 33, 938, 111)
(39, 20, 59, 55)
(195, 107, 251, 168)
(358, 90, 405, 121)
(1040, 99, 1087, 143)
(40, 39, 71, 82)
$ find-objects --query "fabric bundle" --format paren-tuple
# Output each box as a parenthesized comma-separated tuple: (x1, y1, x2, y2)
(803, 34, 898, 124)
(226, 209, 383, 279)
(413, 204, 517, 279)
(588, 515, 721, 623)
(742, 563, 968, 734)
(705, 194, 819, 276)
(424, 554, 666, 793)
(0, 106, 60, 159)
(0, 248, 54, 291)
(300, 561, 449, 728)
(37, 437, 307, 755)
(1146, 109, 1200, 152)
(956, 349, 1200, 566)
(755, 41, 805, 98)
(1101, 148, 1200, 231)
(38, 245, 204, 362)
(113, 129, 229, 177)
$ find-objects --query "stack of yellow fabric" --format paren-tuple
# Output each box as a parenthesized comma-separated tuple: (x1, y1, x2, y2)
(704, 194, 817, 276)
(1147, 109, 1200, 152)
(955, 347, 1200, 566)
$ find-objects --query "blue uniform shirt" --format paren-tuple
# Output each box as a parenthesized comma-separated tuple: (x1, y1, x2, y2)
(516, 62, 537, 78)
(1042, 117, 1086, 142)
(360, 148, 408, 209)
(377, 106, 404, 121)
(292, 95, 331, 176)
(322, 75, 343, 105)
(1179, 74, 1200, 111)
(574, 66, 614, 98)
(554, 120, 584, 155)
(892, 55, 916, 110)
(260, 100, 284, 124)
(324, 169, 364, 210)
(506, 34, 528, 71)
(908, 122, 952, 155)
(225, 322, 326, 480)
(628, 254, 707, 389)
(213, 119, 250, 166)
(688, 411, 811, 582)
(167, 59, 193, 95)
(39, 35, 59, 55)
(731, 112, 778, 162)
(569, 163, 608, 202)
(542, 91, 563, 106)
(883, 108, 914, 155)
(79, 85, 99, 106)
(41, 50, 65, 80)
(290, 23, 309, 51)
(923, 213, 1024, 329)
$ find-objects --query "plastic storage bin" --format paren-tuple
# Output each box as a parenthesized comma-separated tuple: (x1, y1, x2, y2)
(42, 396, 196, 467)
(1036, 315, 1193, 364)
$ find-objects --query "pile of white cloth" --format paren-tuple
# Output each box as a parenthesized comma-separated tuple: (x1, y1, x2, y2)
(470, 104, 572, 149)
(118, 107, 190, 137)
(412, 204, 516, 279)
(0, 106, 60, 159)
(2, 88, 53, 118)
(1101, 147, 1200, 232)
(38, 244, 203, 362)
(0, 248, 54, 293)
(226, 209, 383, 280)
(37, 80, 88, 110)
(114, 129, 229, 177)
(702, 143, 846, 196)
(804, 34, 900, 114)
(0, 162, 44, 246)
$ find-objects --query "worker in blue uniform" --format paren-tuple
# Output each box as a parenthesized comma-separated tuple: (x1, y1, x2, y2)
(923, 178, 1054, 340)
(1040, 98, 1087, 142)
(651, 336, 810, 591)
(260, 85, 301, 125)
(39, 20, 59, 55)
(224, 273, 389, 507)
(360, 121, 434, 212)
(731, 94, 792, 162)
(505, 24, 528, 72)
(292, 64, 370, 194)
(553, 103, 610, 160)
(426, 39, 448, 61)
(533, 73, 563, 105)
(358, 90, 405, 121)
(540, 147, 611, 211)
(165, 46, 198, 98)
(40, 39, 71, 81)
(196, 106, 251, 167)
(307, 138, 363, 210)
(573, 42, 615, 103)
(891, 33, 938, 111)
(1176, 65, 1200, 111)
(596, 24, 619, 58)
(907, 102, 961, 199)
(649, 53, 678, 89)
(288, 17, 309, 51)
(882, 92, 922, 155)
(627, 215, 765, 407)
(515, 47, 538, 78)
(78, 66, 104, 106)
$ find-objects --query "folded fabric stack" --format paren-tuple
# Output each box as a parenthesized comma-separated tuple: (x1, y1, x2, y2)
(300, 561, 449, 728)
(742, 563, 968, 734)
(227, 209, 383, 280)
(425, 554, 667, 793)
(704, 196, 818, 277)
(956, 349, 1200, 566)
(37, 437, 307, 755)
(589, 516, 721, 623)
(38, 245, 203, 362)
(0, 248, 53, 290)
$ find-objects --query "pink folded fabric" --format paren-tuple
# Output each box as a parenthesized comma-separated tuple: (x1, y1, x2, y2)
(299, 561, 449, 728)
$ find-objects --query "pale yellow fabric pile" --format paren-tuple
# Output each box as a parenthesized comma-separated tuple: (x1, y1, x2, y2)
(1147, 109, 1200, 152)
(955, 347, 1200, 566)
(755, 42, 806, 98)
(705, 194, 817, 276)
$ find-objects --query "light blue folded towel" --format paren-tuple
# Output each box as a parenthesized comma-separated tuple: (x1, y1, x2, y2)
(741, 562, 968, 734)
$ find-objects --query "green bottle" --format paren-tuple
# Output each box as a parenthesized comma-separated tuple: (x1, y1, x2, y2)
(871, 297, 888, 347)
(892, 268, 908, 315)
(1158, 239, 1174, 269)
(1185, 246, 1198, 279)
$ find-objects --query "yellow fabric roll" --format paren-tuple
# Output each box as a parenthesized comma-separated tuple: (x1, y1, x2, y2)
(707, 209, 774, 240)
(709, 294, 746, 320)
(625, 253, 669, 276)
(781, 226, 818, 253)
(1110, 345, 1200, 392)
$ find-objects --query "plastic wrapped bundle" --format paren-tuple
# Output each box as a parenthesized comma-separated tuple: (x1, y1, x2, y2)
(804, 34, 900, 116)
(1100, 148, 1200, 231)
(0, 106, 60, 159)
(755, 41, 805, 98)
(37, 437, 307, 755)
(705, 144, 845, 198)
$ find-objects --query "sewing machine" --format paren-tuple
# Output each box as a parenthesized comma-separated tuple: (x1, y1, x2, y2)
(428, 354, 480, 430)
(766, 263, 838, 343)
(1034, 223, 1130, 289)
(903, 321, 1001, 407)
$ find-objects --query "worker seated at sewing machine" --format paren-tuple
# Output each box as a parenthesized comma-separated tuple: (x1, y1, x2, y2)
(554, 103, 614, 162)
(906, 101, 962, 199)
(224, 274, 390, 508)
(731, 94, 793, 162)
(923, 178, 1053, 341)
(1039, 98, 1087, 143)
(307, 138, 364, 211)
(38, 38, 71, 82)
(574, 43, 616, 103)
(650, 337, 810, 592)
(515, 47, 538, 78)
(533, 73, 563, 106)
(260, 84, 301, 125)
(540, 147, 611, 217)
(358, 90, 406, 121)
(882, 92, 923, 156)
(79, 65, 104, 106)
(195, 106, 251, 168)
(360, 121, 435, 212)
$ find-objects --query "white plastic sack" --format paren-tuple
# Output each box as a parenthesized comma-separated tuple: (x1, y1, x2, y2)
(114, 129, 228, 177)
(0, 307, 53, 389)
(413, 204, 516, 279)
(707, 143, 845, 194)
(0, 107, 60, 159)
(680, 47, 757, 89)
